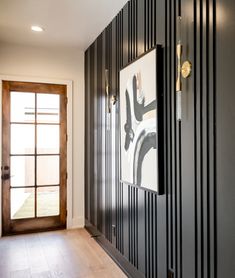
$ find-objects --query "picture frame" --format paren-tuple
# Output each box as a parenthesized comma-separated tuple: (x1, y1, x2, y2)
(119, 46, 164, 194)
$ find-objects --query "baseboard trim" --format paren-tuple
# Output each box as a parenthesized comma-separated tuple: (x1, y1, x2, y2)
(70, 217, 84, 229)
(85, 221, 145, 278)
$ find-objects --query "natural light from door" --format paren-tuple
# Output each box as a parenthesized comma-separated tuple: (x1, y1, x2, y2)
(10, 92, 60, 220)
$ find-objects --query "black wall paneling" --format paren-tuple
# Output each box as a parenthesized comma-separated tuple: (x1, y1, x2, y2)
(84, 0, 220, 277)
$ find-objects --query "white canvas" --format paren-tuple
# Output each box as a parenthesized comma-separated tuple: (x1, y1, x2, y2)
(120, 49, 158, 191)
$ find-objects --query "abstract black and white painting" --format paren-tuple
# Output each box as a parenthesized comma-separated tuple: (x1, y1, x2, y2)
(120, 49, 158, 192)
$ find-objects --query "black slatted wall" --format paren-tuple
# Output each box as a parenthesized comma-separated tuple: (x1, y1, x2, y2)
(85, 0, 218, 277)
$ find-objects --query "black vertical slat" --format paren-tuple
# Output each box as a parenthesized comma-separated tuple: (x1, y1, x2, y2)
(133, 187, 135, 266)
(168, 1, 174, 275)
(178, 122, 182, 278)
(202, 0, 208, 275)
(84, 50, 89, 221)
(121, 183, 124, 254)
(154, 194, 158, 277)
(109, 24, 113, 242)
(169, 0, 178, 276)
(135, 189, 139, 269)
(123, 183, 129, 259)
(199, 0, 204, 276)
(145, 191, 148, 278)
(137, 0, 145, 56)
(115, 14, 121, 250)
(85, 49, 90, 222)
(132, 187, 134, 264)
(138, 189, 146, 274)
(211, 1, 217, 277)
(123, 3, 129, 66)
(94, 40, 98, 227)
(181, 0, 197, 276)
(144, 0, 147, 52)
(121, 9, 124, 69)
(150, 0, 153, 47)
(205, 1, 211, 277)
(134, 0, 137, 58)
(111, 18, 117, 246)
(116, 181, 119, 249)
(116, 13, 122, 251)
(194, 0, 199, 277)
(104, 26, 108, 240)
(196, 0, 203, 276)
(128, 186, 131, 262)
(147, 0, 150, 50)
(150, 193, 153, 277)
(89, 44, 95, 226)
(129, 0, 131, 62)
(101, 30, 106, 235)
(105, 25, 112, 241)
(97, 34, 103, 232)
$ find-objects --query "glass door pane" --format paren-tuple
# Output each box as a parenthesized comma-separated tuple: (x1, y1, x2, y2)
(37, 94, 60, 123)
(37, 156, 60, 185)
(11, 188, 35, 219)
(11, 124, 35, 154)
(11, 92, 35, 123)
(37, 125, 60, 154)
(37, 186, 60, 217)
(10, 156, 35, 187)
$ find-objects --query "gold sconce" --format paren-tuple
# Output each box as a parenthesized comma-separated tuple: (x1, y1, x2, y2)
(176, 16, 192, 121)
(105, 69, 117, 114)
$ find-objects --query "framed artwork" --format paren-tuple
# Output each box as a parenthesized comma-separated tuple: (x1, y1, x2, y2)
(120, 47, 163, 193)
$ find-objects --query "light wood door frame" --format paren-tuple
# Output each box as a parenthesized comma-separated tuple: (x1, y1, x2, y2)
(2, 81, 67, 235)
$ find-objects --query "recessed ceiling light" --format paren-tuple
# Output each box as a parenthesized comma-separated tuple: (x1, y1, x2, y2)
(31, 26, 44, 32)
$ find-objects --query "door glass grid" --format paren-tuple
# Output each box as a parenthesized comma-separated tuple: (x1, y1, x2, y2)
(10, 92, 60, 220)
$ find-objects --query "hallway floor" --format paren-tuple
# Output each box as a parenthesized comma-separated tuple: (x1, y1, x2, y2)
(0, 229, 126, 278)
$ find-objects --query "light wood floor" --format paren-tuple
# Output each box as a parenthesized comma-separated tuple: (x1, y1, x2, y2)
(0, 229, 127, 278)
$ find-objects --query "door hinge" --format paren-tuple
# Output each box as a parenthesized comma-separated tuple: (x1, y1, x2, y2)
(66, 134, 68, 142)
(66, 172, 68, 180)
(168, 270, 174, 278)
(66, 210, 68, 217)
(65, 97, 68, 105)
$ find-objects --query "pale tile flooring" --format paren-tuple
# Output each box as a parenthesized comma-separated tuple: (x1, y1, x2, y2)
(0, 229, 127, 278)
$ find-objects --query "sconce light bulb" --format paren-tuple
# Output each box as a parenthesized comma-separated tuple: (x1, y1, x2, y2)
(176, 91, 182, 121)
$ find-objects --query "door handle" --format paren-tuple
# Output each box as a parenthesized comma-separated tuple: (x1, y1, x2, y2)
(1, 173, 10, 180)
(1, 166, 10, 180)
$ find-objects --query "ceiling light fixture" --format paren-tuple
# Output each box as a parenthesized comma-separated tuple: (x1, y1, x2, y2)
(31, 25, 44, 32)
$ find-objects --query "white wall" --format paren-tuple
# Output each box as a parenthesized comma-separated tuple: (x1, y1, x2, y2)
(0, 42, 85, 230)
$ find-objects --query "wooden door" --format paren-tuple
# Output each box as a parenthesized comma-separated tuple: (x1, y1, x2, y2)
(2, 81, 67, 235)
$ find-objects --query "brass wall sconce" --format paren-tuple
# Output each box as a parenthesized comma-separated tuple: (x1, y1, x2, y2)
(105, 69, 117, 113)
(176, 16, 192, 121)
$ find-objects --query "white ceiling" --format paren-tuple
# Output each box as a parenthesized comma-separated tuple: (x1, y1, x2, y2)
(0, 0, 129, 50)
